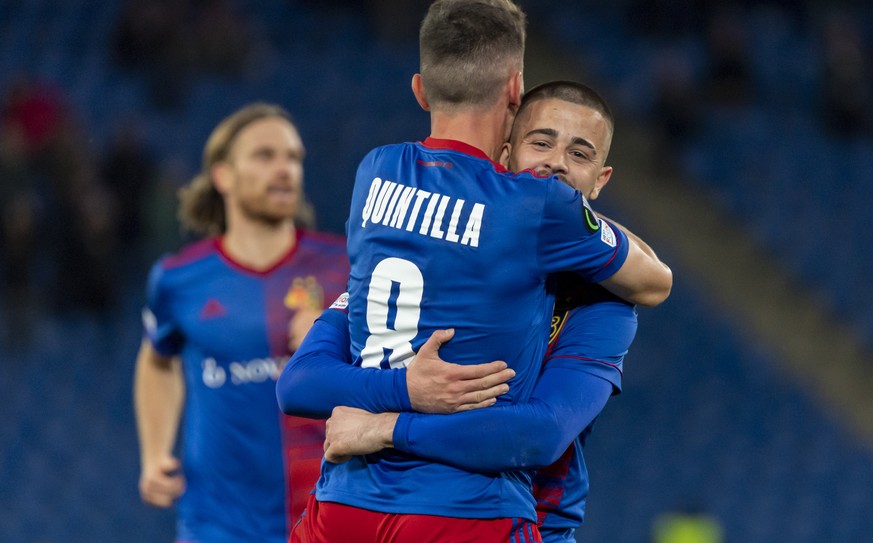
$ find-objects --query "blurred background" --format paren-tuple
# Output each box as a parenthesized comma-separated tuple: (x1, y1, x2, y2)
(1, 0, 872, 541)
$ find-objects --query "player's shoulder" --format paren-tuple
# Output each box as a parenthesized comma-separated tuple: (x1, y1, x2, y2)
(360, 141, 413, 163)
(146, 238, 220, 296)
(297, 228, 347, 256)
(158, 237, 220, 272)
(298, 228, 345, 247)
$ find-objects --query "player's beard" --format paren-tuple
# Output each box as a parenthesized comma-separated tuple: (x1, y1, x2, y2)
(238, 192, 297, 228)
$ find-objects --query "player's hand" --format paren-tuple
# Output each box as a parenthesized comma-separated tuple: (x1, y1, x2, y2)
(406, 329, 514, 414)
(139, 456, 185, 508)
(323, 407, 398, 464)
(288, 308, 321, 352)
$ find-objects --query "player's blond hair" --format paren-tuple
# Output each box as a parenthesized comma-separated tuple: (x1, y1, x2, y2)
(178, 103, 314, 236)
(419, 0, 526, 111)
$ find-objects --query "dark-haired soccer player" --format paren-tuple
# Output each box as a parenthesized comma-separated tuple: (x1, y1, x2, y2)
(133, 103, 349, 542)
(278, 0, 670, 540)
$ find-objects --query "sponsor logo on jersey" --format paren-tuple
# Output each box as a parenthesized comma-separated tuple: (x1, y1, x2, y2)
(199, 298, 227, 320)
(201, 356, 285, 388)
(360, 177, 485, 247)
(416, 159, 453, 169)
(329, 292, 349, 310)
(284, 276, 324, 311)
(600, 220, 617, 247)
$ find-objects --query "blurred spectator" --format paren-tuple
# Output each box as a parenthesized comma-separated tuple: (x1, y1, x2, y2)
(193, 0, 254, 76)
(2, 77, 64, 160)
(112, 0, 196, 109)
(46, 116, 121, 315)
(820, 9, 871, 137)
(142, 157, 189, 263)
(0, 122, 41, 347)
(101, 118, 156, 247)
(113, 0, 260, 109)
(365, 0, 430, 45)
(53, 180, 121, 315)
(650, 48, 702, 170)
(706, 7, 753, 108)
(626, 0, 711, 38)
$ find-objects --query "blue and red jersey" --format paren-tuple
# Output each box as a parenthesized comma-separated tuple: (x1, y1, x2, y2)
(143, 229, 348, 543)
(277, 279, 637, 541)
(533, 278, 637, 542)
(314, 137, 629, 521)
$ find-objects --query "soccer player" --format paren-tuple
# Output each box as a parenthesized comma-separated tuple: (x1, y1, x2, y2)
(133, 103, 349, 542)
(280, 0, 671, 541)
(280, 81, 645, 543)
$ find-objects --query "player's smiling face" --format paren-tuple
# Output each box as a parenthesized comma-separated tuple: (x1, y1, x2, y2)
(505, 98, 613, 200)
(222, 117, 305, 225)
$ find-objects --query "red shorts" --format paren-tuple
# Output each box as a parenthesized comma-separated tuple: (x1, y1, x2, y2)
(290, 494, 542, 543)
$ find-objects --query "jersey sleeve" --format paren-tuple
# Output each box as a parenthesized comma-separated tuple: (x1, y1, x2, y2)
(276, 306, 412, 419)
(538, 180, 629, 283)
(393, 365, 613, 472)
(391, 300, 638, 472)
(546, 300, 638, 394)
(142, 259, 184, 357)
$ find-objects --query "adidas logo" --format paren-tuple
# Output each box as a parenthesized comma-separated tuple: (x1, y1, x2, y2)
(200, 298, 227, 320)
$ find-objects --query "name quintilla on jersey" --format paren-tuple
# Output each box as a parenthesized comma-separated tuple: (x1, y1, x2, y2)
(360, 177, 484, 247)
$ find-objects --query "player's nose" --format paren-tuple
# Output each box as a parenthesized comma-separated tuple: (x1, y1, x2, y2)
(543, 151, 568, 174)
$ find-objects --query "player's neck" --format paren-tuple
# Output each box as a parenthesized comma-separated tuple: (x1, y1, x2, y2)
(429, 106, 511, 162)
(222, 219, 296, 271)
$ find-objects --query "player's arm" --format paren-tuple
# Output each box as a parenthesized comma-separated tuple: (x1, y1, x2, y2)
(596, 214, 672, 308)
(277, 308, 409, 418)
(325, 366, 612, 468)
(276, 308, 514, 418)
(134, 339, 185, 507)
(539, 182, 671, 307)
(323, 301, 636, 470)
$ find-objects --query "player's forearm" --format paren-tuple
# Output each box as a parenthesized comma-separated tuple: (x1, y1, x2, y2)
(276, 311, 411, 418)
(597, 214, 672, 307)
(599, 236, 672, 307)
(393, 367, 613, 472)
(134, 342, 184, 468)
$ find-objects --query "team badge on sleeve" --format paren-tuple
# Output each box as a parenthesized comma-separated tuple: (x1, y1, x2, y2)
(600, 220, 617, 247)
(329, 292, 349, 310)
(581, 197, 600, 234)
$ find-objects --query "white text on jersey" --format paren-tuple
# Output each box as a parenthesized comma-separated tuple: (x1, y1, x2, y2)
(360, 177, 484, 248)
(201, 356, 284, 388)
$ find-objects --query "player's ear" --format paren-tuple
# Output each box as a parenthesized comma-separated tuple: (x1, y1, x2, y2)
(589, 166, 613, 201)
(411, 74, 430, 112)
(508, 71, 523, 110)
(498, 142, 512, 168)
(211, 162, 231, 195)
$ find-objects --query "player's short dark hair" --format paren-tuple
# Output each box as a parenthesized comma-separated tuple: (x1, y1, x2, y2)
(419, 0, 526, 110)
(177, 102, 313, 236)
(519, 80, 614, 137)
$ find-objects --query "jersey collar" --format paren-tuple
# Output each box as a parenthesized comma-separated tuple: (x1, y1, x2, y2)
(214, 229, 303, 276)
(421, 137, 509, 173)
